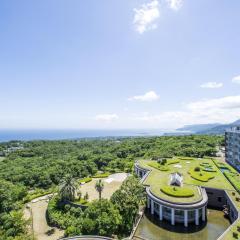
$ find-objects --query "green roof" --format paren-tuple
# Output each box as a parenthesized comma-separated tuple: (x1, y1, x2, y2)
(137, 157, 235, 203)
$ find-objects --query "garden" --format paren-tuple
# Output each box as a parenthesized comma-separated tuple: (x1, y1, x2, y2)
(147, 158, 180, 171)
(160, 186, 194, 198)
(213, 160, 240, 193)
(188, 166, 215, 182)
(47, 176, 145, 238)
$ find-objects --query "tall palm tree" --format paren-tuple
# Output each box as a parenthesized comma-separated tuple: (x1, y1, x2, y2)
(59, 174, 78, 202)
(95, 179, 104, 200)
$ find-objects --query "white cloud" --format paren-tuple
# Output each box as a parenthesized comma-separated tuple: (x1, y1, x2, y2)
(166, 0, 183, 11)
(232, 75, 240, 84)
(95, 114, 119, 122)
(128, 91, 160, 102)
(200, 82, 223, 89)
(131, 95, 240, 128)
(187, 95, 240, 111)
(133, 0, 160, 34)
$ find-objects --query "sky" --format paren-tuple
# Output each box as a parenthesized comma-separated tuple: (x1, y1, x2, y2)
(0, 0, 240, 130)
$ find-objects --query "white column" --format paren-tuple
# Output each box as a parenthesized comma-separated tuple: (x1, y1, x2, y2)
(147, 196, 150, 209)
(159, 205, 163, 221)
(171, 208, 175, 225)
(202, 206, 206, 221)
(195, 209, 199, 225)
(151, 199, 154, 215)
(184, 210, 188, 227)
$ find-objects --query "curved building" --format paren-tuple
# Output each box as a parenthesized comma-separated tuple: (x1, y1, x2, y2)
(135, 160, 208, 227)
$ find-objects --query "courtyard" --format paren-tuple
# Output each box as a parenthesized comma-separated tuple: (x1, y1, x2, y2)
(79, 173, 128, 201)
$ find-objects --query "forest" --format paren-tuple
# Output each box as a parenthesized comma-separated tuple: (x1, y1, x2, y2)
(0, 135, 223, 239)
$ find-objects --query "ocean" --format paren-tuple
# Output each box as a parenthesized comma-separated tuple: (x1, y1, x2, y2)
(0, 129, 172, 142)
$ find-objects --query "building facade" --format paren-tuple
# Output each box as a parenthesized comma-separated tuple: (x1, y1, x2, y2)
(225, 126, 240, 172)
(135, 163, 208, 227)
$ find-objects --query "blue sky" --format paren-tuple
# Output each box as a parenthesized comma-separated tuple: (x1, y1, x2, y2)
(0, 0, 240, 129)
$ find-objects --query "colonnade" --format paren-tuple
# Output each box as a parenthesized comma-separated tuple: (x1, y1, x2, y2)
(135, 163, 207, 227)
(147, 196, 206, 227)
(135, 168, 146, 178)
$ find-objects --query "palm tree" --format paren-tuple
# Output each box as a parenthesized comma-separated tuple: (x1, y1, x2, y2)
(77, 190, 82, 201)
(95, 179, 104, 200)
(59, 174, 78, 202)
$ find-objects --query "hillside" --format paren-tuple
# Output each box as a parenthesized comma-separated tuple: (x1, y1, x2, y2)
(177, 123, 221, 133)
(197, 119, 240, 135)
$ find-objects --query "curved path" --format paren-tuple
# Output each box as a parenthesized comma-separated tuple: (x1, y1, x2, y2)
(24, 194, 64, 240)
(23, 173, 128, 240)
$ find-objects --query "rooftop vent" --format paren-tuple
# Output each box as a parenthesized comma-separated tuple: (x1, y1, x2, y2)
(170, 172, 183, 187)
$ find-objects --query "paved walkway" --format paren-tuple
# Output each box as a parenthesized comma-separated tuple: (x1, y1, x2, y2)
(23, 173, 128, 240)
(24, 195, 64, 240)
(79, 173, 128, 201)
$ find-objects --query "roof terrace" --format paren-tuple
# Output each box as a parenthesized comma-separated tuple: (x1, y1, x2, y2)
(136, 157, 235, 203)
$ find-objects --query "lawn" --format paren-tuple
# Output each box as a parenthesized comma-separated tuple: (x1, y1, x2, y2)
(137, 157, 235, 203)
(78, 173, 128, 202)
(213, 160, 240, 193)
(221, 220, 240, 240)
(224, 172, 240, 192)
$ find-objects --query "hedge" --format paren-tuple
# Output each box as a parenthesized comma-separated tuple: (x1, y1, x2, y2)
(24, 188, 54, 203)
(167, 159, 180, 165)
(202, 168, 216, 172)
(92, 173, 111, 178)
(224, 172, 240, 192)
(160, 186, 194, 197)
(188, 169, 215, 182)
(79, 177, 92, 184)
(177, 157, 195, 161)
(73, 198, 88, 205)
(148, 162, 169, 171)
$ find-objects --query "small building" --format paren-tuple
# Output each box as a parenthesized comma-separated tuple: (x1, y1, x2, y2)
(170, 172, 183, 187)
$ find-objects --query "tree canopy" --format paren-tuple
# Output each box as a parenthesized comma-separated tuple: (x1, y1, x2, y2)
(0, 134, 223, 238)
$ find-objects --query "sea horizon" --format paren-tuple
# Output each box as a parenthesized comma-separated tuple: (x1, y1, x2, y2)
(0, 128, 178, 142)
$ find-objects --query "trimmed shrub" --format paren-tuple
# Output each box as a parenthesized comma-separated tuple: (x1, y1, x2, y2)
(224, 172, 240, 192)
(74, 198, 88, 205)
(92, 172, 110, 178)
(160, 186, 194, 197)
(166, 159, 180, 165)
(177, 157, 195, 161)
(194, 167, 201, 172)
(79, 177, 92, 184)
(188, 169, 215, 182)
(148, 162, 169, 171)
(233, 232, 238, 239)
(24, 188, 54, 202)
